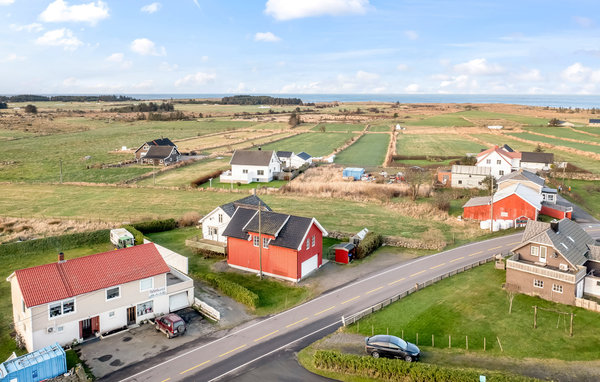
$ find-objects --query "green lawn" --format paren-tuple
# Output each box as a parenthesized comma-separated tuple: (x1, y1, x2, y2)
(345, 263, 600, 360)
(524, 126, 600, 144)
(456, 110, 548, 126)
(507, 132, 600, 154)
(396, 134, 484, 156)
(556, 179, 600, 219)
(368, 125, 393, 132)
(260, 132, 356, 157)
(137, 158, 231, 187)
(403, 113, 475, 127)
(335, 133, 390, 166)
(198, 179, 288, 190)
(311, 123, 365, 132)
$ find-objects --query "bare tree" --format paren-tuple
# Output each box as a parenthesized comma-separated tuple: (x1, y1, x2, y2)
(404, 168, 431, 201)
(506, 289, 517, 314)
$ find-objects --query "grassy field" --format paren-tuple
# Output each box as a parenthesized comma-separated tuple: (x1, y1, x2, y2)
(368, 124, 394, 132)
(403, 113, 475, 127)
(346, 263, 600, 360)
(396, 134, 484, 156)
(260, 132, 356, 157)
(198, 179, 288, 190)
(456, 110, 548, 126)
(507, 132, 600, 154)
(173, 103, 313, 115)
(311, 123, 365, 132)
(525, 126, 600, 144)
(555, 179, 600, 219)
(335, 133, 390, 166)
(137, 158, 231, 187)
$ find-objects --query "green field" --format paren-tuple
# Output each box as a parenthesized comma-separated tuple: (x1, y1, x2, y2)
(346, 263, 600, 360)
(260, 132, 356, 157)
(525, 127, 600, 144)
(137, 157, 231, 187)
(456, 110, 548, 126)
(556, 179, 600, 219)
(311, 123, 365, 132)
(508, 132, 600, 154)
(368, 124, 393, 132)
(403, 113, 475, 127)
(335, 133, 390, 166)
(198, 179, 288, 190)
(396, 134, 484, 156)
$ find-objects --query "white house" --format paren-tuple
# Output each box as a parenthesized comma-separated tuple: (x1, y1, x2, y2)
(7, 244, 194, 352)
(276, 151, 294, 169)
(220, 149, 281, 184)
(520, 152, 554, 172)
(476, 146, 520, 179)
(198, 195, 271, 243)
(450, 165, 491, 189)
(291, 152, 312, 168)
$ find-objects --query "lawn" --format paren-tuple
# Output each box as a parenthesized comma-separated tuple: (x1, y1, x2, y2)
(396, 134, 484, 156)
(197, 179, 288, 190)
(137, 157, 231, 187)
(456, 110, 548, 126)
(555, 179, 600, 219)
(311, 123, 365, 132)
(403, 113, 475, 127)
(260, 132, 356, 157)
(345, 263, 600, 360)
(335, 133, 390, 166)
(507, 132, 600, 154)
(524, 126, 600, 144)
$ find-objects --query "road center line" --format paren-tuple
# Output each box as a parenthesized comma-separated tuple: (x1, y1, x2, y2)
(450, 256, 465, 263)
(429, 263, 446, 269)
(314, 306, 335, 316)
(489, 246, 503, 250)
(468, 251, 483, 257)
(410, 270, 426, 277)
(508, 241, 521, 245)
(341, 296, 360, 305)
(160, 379, 171, 382)
(286, 317, 308, 328)
(366, 286, 384, 295)
(180, 360, 211, 374)
(254, 330, 279, 342)
(388, 278, 405, 286)
(218, 344, 247, 358)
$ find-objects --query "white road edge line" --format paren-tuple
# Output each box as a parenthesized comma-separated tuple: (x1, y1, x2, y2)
(116, 232, 521, 382)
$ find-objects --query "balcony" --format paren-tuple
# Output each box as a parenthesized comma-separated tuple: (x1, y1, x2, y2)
(166, 266, 194, 294)
(507, 253, 586, 283)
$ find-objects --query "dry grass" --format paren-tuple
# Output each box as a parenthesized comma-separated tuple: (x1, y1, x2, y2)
(0, 217, 116, 243)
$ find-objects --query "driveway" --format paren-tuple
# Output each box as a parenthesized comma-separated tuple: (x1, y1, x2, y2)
(558, 195, 600, 224)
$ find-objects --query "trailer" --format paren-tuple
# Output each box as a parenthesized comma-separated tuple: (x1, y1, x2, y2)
(0, 343, 66, 382)
(110, 228, 135, 249)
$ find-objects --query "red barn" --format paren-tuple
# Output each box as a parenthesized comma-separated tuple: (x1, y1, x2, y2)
(463, 183, 541, 226)
(223, 207, 328, 282)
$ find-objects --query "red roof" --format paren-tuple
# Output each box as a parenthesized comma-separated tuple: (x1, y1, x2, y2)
(477, 146, 521, 162)
(15, 243, 170, 307)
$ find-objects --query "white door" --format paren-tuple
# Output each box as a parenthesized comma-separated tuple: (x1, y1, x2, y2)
(169, 292, 189, 312)
(301, 254, 319, 279)
(539, 246, 547, 263)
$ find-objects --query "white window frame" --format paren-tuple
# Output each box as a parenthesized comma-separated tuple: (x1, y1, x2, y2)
(486, 159, 491, 164)
(531, 246, 539, 257)
(140, 277, 154, 292)
(257, 169, 265, 176)
(109, 311, 115, 318)
(242, 169, 248, 174)
(497, 160, 502, 165)
(533, 279, 544, 288)
(552, 284, 563, 293)
(218, 214, 223, 223)
(57, 326, 64, 333)
(48, 298, 76, 319)
(106, 286, 121, 301)
(253, 236, 259, 247)
(262, 237, 269, 248)
(312, 235, 315, 247)
(499, 170, 504, 176)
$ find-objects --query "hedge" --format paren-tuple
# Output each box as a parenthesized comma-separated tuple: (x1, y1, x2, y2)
(313, 351, 538, 382)
(121, 225, 144, 245)
(191, 169, 224, 187)
(132, 218, 177, 234)
(202, 273, 259, 308)
(356, 232, 383, 260)
(0, 229, 110, 258)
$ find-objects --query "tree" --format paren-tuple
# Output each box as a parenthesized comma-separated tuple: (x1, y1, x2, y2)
(534, 144, 544, 152)
(288, 111, 301, 128)
(24, 104, 37, 113)
(393, 112, 399, 118)
(506, 290, 516, 314)
(481, 175, 497, 191)
(548, 118, 561, 127)
(404, 168, 431, 201)
(459, 155, 477, 165)
(319, 124, 326, 133)
(0, 102, 7, 109)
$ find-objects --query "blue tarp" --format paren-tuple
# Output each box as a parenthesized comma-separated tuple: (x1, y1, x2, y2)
(342, 167, 365, 180)
(0, 343, 66, 382)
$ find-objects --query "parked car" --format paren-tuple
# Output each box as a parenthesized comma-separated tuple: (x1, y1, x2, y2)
(365, 335, 420, 362)
(155, 313, 186, 338)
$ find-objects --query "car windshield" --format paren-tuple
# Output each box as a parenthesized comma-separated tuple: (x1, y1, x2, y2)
(391, 336, 407, 349)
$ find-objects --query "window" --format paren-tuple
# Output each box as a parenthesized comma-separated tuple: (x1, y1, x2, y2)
(306, 239, 310, 250)
(106, 286, 120, 301)
(242, 169, 248, 174)
(57, 326, 64, 332)
(497, 160, 502, 165)
(312, 235, 315, 247)
(48, 299, 75, 318)
(597, 281, 600, 287)
(137, 301, 154, 316)
(263, 237, 269, 248)
(458, 180, 463, 185)
(499, 170, 505, 176)
(63, 300, 74, 314)
(552, 284, 563, 293)
(49, 303, 61, 318)
(253, 235, 259, 247)
(140, 277, 153, 292)
(534, 279, 544, 288)
(218, 214, 223, 223)
(531, 246, 539, 256)
(109, 311, 115, 318)
(257, 170, 264, 176)
(22, 299, 26, 313)
(486, 159, 491, 164)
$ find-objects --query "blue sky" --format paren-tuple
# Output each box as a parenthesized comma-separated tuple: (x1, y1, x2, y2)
(0, 0, 599, 94)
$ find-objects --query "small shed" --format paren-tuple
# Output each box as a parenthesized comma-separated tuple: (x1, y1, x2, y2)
(0, 343, 67, 382)
(342, 167, 365, 181)
(334, 243, 356, 264)
(351, 228, 369, 245)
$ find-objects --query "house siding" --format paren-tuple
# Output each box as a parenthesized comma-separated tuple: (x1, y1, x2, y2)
(463, 193, 537, 222)
(514, 243, 575, 270)
(476, 151, 516, 179)
(497, 179, 542, 194)
(451, 173, 487, 189)
(506, 268, 576, 305)
(201, 207, 230, 243)
(295, 223, 324, 278)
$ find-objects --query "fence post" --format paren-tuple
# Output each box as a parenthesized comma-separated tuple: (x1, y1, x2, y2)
(432, 334, 434, 348)
(497, 336, 503, 352)
(484, 337, 486, 351)
(449, 335, 451, 349)
(402, 329, 404, 339)
(416, 333, 418, 345)
(466, 336, 468, 350)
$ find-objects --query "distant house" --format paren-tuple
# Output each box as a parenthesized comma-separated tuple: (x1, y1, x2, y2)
(135, 138, 178, 163)
(277, 151, 294, 169)
(589, 119, 600, 126)
(292, 152, 313, 168)
(520, 152, 554, 172)
(7, 244, 194, 352)
(487, 125, 503, 130)
(497, 169, 545, 194)
(222, 207, 328, 282)
(555, 120, 575, 127)
(140, 145, 181, 166)
(220, 149, 281, 184)
(450, 165, 491, 189)
(476, 145, 520, 179)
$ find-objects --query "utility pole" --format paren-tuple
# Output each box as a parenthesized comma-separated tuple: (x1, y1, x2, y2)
(59, 159, 63, 184)
(153, 163, 156, 186)
(489, 175, 494, 233)
(258, 200, 263, 280)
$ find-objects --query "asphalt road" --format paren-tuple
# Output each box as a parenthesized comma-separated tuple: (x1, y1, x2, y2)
(110, 225, 600, 382)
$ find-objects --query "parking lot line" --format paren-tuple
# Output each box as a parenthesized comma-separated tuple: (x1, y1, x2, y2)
(366, 286, 383, 295)
(286, 317, 308, 328)
(341, 296, 360, 305)
(180, 360, 211, 374)
(388, 278, 405, 286)
(450, 256, 465, 263)
(254, 330, 279, 342)
(314, 306, 335, 316)
(429, 263, 446, 269)
(218, 344, 247, 358)
(410, 270, 426, 277)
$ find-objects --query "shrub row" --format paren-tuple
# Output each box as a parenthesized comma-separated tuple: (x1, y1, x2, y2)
(0, 229, 109, 258)
(312, 351, 536, 382)
(202, 273, 259, 308)
(356, 232, 383, 260)
(132, 219, 177, 234)
(191, 169, 224, 187)
(121, 225, 144, 245)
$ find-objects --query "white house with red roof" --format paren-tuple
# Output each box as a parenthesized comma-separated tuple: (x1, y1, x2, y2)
(476, 145, 521, 179)
(7, 243, 194, 352)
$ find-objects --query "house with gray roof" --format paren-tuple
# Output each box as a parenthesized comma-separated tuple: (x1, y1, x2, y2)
(220, 149, 281, 184)
(497, 169, 545, 194)
(135, 137, 178, 165)
(506, 219, 600, 305)
(520, 151, 554, 172)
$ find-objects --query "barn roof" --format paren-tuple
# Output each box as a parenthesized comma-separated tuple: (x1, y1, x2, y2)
(452, 165, 491, 176)
(276, 151, 293, 158)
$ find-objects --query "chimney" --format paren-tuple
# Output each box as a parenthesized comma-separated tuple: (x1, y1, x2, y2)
(258, 147, 262, 151)
(550, 220, 559, 233)
(58, 252, 65, 263)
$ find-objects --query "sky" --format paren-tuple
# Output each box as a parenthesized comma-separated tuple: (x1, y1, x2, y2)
(0, 0, 599, 95)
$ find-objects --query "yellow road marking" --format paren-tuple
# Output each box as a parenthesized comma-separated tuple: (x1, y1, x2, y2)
(450, 256, 465, 263)
(468, 251, 483, 257)
(341, 296, 360, 305)
(160, 379, 171, 382)
(314, 306, 335, 316)
(366, 286, 384, 295)
(490, 246, 502, 250)
(410, 270, 426, 277)
(286, 317, 308, 328)
(430, 263, 446, 269)
(218, 344, 247, 358)
(254, 330, 279, 342)
(180, 360, 211, 374)
(388, 278, 405, 286)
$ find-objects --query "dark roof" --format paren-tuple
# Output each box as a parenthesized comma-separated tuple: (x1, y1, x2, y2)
(497, 170, 545, 186)
(220, 195, 271, 217)
(144, 145, 177, 159)
(297, 152, 312, 160)
(146, 138, 175, 147)
(277, 151, 293, 158)
(503, 144, 514, 152)
(334, 243, 355, 251)
(230, 150, 277, 166)
(222, 208, 258, 239)
(243, 211, 290, 236)
(520, 152, 554, 164)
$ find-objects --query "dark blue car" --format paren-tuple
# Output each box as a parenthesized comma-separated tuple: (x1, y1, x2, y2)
(365, 335, 420, 362)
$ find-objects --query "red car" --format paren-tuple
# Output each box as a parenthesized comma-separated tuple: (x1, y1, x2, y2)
(155, 313, 186, 338)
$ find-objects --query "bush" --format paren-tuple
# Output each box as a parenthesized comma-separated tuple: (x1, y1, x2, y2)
(433, 192, 451, 212)
(202, 273, 259, 308)
(132, 218, 177, 233)
(191, 169, 224, 187)
(121, 224, 144, 245)
(312, 351, 536, 382)
(355, 232, 383, 260)
(0, 229, 109, 258)
(179, 211, 201, 227)
(24, 104, 37, 114)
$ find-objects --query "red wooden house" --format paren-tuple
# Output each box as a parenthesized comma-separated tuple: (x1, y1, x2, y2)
(222, 207, 328, 282)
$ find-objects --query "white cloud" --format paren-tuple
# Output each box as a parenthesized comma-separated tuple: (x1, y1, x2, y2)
(39, 0, 109, 26)
(265, 0, 369, 21)
(159, 62, 178, 71)
(141, 2, 161, 14)
(10, 23, 43, 32)
(439, 75, 478, 92)
(254, 32, 281, 42)
(512, 69, 542, 82)
(36, 28, 82, 50)
(106, 53, 132, 69)
(130, 38, 166, 56)
(131, 80, 154, 90)
(396, 64, 408, 71)
(573, 16, 593, 28)
(63, 77, 78, 87)
(453, 58, 504, 75)
(192, 0, 200, 9)
(561, 62, 600, 83)
(0, 0, 14, 5)
(175, 72, 216, 87)
(355, 70, 379, 81)
(1, 53, 25, 62)
(404, 30, 418, 40)
(404, 84, 419, 93)
(201, 55, 209, 62)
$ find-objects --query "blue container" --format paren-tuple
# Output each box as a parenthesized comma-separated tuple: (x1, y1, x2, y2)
(342, 167, 365, 181)
(0, 343, 67, 382)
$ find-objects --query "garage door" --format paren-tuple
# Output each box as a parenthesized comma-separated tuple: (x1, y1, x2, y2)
(169, 292, 189, 312)
(301, 254, 319, 279)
